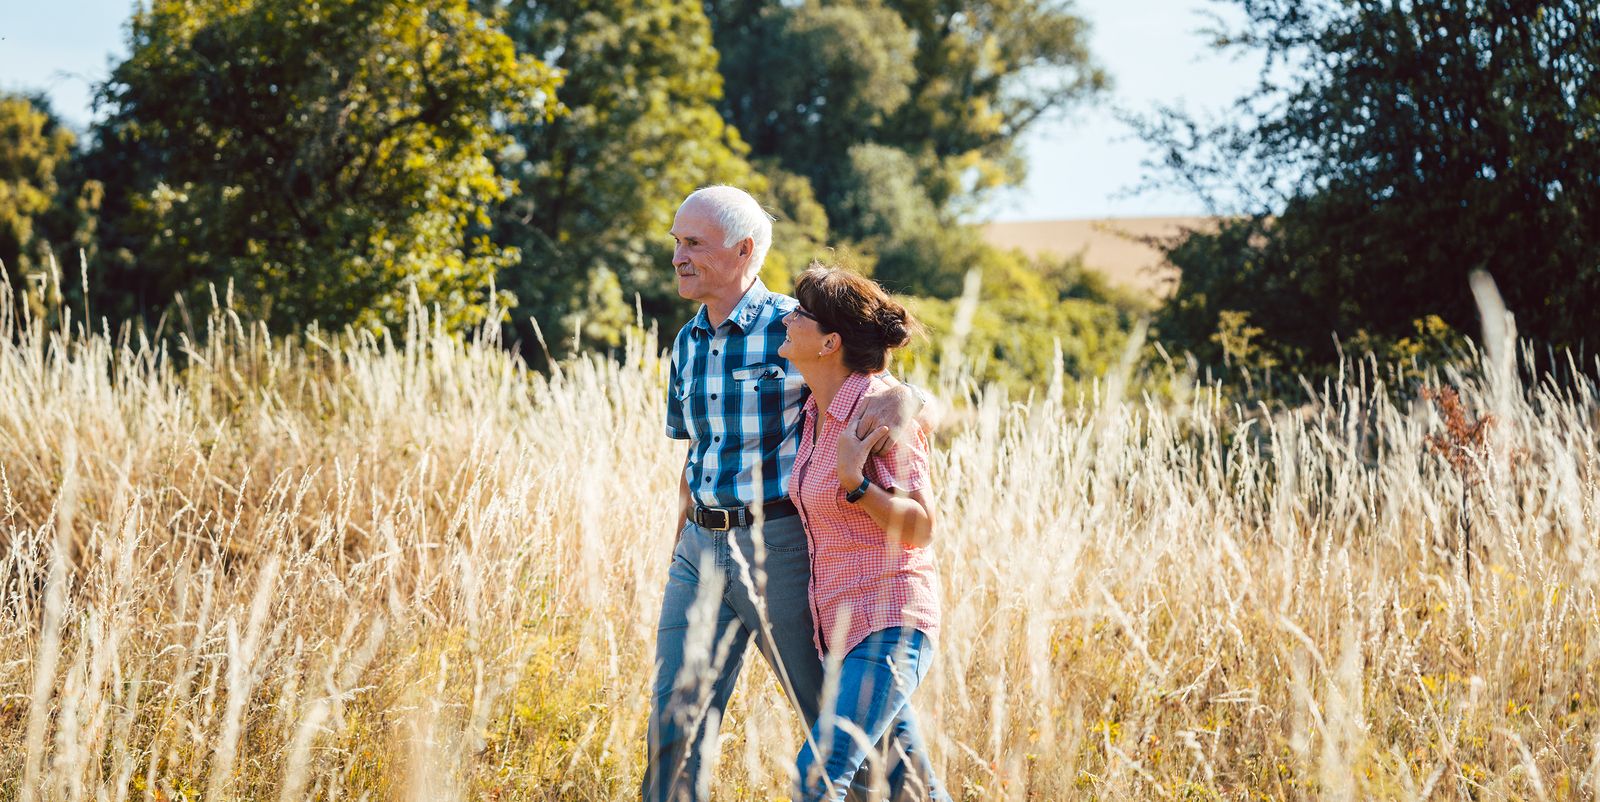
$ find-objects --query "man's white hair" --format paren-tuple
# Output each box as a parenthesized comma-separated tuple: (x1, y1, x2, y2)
(683, 185, 774, 278)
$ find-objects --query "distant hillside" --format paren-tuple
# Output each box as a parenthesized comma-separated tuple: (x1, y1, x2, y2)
(981, 216, 1217, 298)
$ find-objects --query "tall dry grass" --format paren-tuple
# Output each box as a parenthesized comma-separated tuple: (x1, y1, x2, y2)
(2, 280, 1598, 801)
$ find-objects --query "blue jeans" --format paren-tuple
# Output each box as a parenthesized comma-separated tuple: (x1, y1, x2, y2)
(642, 516, 944, 801)
(795, 627, 950, 802)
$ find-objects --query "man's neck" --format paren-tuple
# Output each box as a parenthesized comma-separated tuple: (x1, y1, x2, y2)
(703, 278, 759, 328)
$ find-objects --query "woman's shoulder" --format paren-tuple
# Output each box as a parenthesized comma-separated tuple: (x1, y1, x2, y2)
(863, 371, 907, 397)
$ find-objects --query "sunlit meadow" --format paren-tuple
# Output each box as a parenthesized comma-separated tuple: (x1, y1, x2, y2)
(2, 275, 1598, 801)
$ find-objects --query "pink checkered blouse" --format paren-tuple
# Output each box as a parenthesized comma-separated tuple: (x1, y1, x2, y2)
(789, 371, 941, 657)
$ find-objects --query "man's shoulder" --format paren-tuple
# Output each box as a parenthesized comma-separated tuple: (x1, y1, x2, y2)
(755, 291, 796, 327)
(667, 317, 702, 364)
(672, 305, 712, 341)
(725, 288, 794, 341)
(768, 293, 796, 320)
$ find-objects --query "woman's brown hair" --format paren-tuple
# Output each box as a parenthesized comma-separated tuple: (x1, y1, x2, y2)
(792, 262, 920, 373)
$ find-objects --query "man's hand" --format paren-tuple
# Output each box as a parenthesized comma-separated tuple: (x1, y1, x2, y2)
(856, 383, 923, 454)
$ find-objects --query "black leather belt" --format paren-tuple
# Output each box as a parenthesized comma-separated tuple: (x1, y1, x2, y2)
(691, 499, 798, 531)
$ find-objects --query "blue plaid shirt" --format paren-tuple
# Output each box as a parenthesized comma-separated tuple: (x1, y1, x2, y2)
(666, 280, 808, 508)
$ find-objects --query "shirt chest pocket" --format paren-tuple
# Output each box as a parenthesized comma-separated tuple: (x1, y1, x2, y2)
(732, 363, 793, 405)
(678, 375, 733, 402)
(731, 362, 785, 383)
(732, 363, 784, 390)
(675, 376, 729, 441)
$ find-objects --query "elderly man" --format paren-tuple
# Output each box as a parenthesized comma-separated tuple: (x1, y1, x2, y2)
(643, 186, 946, 802)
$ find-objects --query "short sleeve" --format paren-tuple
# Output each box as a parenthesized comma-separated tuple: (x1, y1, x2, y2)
(665, 351, 689, 440)
(867, 421, 929, 494)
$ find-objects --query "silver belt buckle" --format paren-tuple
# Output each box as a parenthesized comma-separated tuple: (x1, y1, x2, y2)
(700, 506, 732, 531)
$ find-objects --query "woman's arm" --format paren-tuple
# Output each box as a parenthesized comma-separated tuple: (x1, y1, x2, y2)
(836, 425, 935, 547)
(845, 475, 935, 547)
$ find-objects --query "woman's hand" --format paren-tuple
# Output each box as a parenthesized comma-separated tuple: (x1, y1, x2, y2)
(836, 422, 890, 490)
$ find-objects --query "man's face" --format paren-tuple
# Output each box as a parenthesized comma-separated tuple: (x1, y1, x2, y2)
(670, 200, 752, 306)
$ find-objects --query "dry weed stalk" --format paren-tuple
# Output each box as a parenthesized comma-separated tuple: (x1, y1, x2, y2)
(1421, 384, 1494, 582)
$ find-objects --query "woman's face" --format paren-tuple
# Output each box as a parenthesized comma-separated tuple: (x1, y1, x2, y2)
(778, 303, 833, 363)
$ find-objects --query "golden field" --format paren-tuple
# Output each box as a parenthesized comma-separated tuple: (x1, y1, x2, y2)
(979, 217, 1214, 297)
(2, 286, 1598, 801)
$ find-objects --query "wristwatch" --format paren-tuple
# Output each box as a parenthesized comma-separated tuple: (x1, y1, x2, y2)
(845, 477, 871, 503)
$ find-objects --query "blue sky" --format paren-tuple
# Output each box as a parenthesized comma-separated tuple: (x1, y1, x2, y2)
(0, 0, 1259, 221)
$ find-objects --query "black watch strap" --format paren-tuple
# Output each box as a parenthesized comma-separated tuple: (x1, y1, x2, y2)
(845, 477, 871, 503)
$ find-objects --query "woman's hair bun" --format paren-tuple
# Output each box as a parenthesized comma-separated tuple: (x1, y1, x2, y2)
(876, 306, 910, 349)
(793, 262, 920, 373)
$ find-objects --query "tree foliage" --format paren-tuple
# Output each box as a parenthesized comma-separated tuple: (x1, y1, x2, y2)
(7, 0, 1131, 394)
(880, 0, 1105, 209)
(709, 0, 1106, 297)
(903, 250, 1139, 395)
(493, 0, 764, 354)
(0, 95, 76, 278)
(88, 0, 558, 334)
(714, 0, 917, 217)
(757, 161, 834, 290)
(0, 93, 102, 322)
(1146, 0, 1600, 372)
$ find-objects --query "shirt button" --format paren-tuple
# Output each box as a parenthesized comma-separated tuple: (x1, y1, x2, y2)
(712, 349, 719, 356)
(710, 393, 717, 400)
(714, 436, 721, 442)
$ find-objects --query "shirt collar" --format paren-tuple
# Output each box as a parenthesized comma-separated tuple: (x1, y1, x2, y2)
(826, 372, 874, 423)
(691, 279, 772, 335)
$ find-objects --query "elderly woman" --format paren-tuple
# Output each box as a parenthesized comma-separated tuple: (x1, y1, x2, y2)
(777, 263, 950, 802)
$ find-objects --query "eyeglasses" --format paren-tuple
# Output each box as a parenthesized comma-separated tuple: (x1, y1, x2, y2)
(791, 306, 819, 323)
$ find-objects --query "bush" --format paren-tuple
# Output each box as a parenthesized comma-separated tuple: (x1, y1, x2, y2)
(896, 245, 1137, 396)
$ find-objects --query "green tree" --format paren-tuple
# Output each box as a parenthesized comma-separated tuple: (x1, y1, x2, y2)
(89, 0, 558, 334)
(710, 0, 1106, 276)
(878, 0, 1106, 211)
(493, 0, 765, 355)
(704, 0, 1121, 389)
(0, 94, 75, 280)
(758, 161, 835, 289)
(825, 143, 953, 296)
(714, 0, 918, 218)
(0, 93, 101, 322)
(903, 249, 1137, 395)
(1144, 0, 1600, 373)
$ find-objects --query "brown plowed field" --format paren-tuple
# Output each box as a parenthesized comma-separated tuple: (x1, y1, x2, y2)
(981, 216, 1218, 298)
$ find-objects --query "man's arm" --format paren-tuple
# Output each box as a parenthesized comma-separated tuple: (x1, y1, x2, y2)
(675, 448, 692, 543)
(855, 381, 936, 451)
(665, 344, 692, 542)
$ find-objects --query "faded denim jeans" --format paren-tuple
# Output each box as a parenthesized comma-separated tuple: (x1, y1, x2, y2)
(794, 627, 951, 802)
(642, 515, 943, 801)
